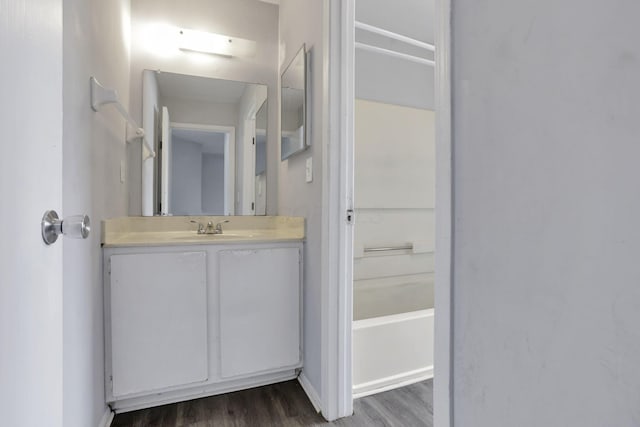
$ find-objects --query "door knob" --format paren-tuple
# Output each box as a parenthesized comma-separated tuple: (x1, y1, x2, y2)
(41, 210, 90, 245)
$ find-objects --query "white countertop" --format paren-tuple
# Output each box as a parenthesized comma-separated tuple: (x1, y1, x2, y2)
(102, 216, 305, 248)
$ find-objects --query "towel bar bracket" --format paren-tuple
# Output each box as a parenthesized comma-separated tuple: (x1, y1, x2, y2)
(90, 76, 155, 159)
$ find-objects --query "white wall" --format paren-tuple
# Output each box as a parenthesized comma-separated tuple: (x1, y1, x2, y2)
(171, 138, 203, 215)
(355, 50, 434, 110)
(202, 153, 225, 214)
(62, 0, 131, 426)
(452, 0, 640, 425)
(129, 0, 279, 215)
(278, 0, 327, 406)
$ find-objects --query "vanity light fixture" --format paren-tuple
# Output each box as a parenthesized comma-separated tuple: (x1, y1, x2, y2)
(178, 28, 256, 58)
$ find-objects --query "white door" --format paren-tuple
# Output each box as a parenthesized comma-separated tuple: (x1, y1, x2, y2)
(0, 0, 64, 426)
(161, 106, 172, 215)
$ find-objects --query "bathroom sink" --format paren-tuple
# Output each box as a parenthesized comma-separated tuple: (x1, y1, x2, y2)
(195, 233, 255, 239)
(161, 231, 255, 240)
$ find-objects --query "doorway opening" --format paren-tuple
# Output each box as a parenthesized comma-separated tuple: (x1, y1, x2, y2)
(160, 122, 235, 216)
(325, 0, 451, 424)
(351, 0, 435, 402)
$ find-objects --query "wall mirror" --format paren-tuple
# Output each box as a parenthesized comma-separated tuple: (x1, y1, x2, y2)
(281, 45, 309, 160)
(142, 70, 267, 216)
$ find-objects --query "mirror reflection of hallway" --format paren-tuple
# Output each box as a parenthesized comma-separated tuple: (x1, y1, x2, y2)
(142, 70, 268, 216)
(169, 125, 233, 216)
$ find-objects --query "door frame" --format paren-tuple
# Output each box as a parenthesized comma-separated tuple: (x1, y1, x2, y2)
(322, 0, 355, 420)
(170, 122, 236, 216)
(433, 0, 453, 424)
(325, 0, 453, 424)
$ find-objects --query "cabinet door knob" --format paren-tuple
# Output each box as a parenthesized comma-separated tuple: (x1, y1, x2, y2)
(41, 210, 91, 245)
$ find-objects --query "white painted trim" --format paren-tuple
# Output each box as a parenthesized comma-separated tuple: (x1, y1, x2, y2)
(111, 370, 298, 413)
(322, 0, 355, 421)
(338, 0, 355, 420)
(353, 367, 434, 399)
(170, 122, 236, 134)
(241, 117, 256, 215)
(434, 0, 453, 425)
(298, 373, 322, 413)
(97, 408, 114, 427)
(170, 122, 236, 215)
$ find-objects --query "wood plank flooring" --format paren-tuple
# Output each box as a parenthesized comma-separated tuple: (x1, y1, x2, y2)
(112, 379, 433, 427)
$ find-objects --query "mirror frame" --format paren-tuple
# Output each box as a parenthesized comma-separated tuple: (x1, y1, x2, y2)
(280, 44, 309, 161)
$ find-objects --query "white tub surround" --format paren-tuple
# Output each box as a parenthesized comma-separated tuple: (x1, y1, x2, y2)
(102, 216, 304, 412)
(353, 310, 433, 398)
(352, 99, 435, 398)
(352, 274, 434, 398)
(102, 215, 304, 247)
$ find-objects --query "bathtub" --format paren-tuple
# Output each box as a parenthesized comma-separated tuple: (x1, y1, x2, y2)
(352, 278, 434, 398)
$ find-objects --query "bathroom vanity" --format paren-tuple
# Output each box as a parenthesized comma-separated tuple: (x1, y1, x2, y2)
(102, 216, 304, 412)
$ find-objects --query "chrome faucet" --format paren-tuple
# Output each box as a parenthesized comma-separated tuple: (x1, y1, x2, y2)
(191, 219, 229, 235)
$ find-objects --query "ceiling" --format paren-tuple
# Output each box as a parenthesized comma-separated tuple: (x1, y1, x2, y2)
(172, 128, 227, 155)
(156, 71, 250, 105)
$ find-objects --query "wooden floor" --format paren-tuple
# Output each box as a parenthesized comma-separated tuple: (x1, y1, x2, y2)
(112, 379, 433, 427)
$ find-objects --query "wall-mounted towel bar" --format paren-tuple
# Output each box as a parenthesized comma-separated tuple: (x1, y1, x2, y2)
(364, 244, 414, 253)
(90, 77, 155, 159)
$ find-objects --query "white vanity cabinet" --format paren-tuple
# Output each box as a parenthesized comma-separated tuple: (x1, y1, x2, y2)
(103, 241, 303, 412)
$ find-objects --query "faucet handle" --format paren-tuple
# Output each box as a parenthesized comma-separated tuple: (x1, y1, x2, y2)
(215, 219, 230, 233)
(190, 220, 205, 234)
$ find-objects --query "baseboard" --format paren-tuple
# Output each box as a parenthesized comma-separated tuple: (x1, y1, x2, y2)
(97, 407, 115, 427)
(353, 366, 433, 399)
(297, 373, 322, 413)
(111, 370, 298, 413)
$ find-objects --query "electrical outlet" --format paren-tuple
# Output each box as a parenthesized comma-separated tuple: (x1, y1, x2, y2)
(305, 157, 313, 183)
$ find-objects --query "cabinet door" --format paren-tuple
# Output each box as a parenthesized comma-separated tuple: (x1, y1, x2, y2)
(109, 251, 208, 397)
(219, 247, 300, 378)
